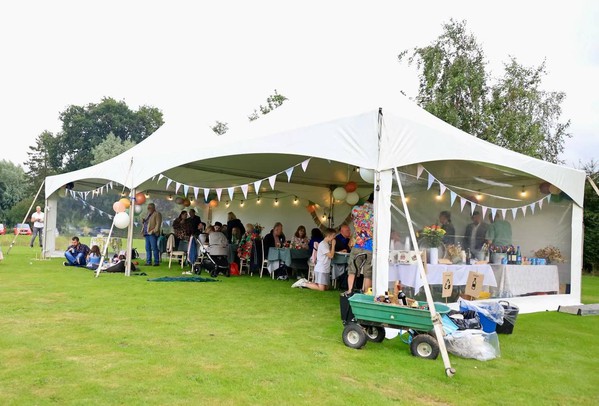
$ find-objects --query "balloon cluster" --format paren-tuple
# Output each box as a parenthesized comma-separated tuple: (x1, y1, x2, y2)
(331, 180, 363, 206)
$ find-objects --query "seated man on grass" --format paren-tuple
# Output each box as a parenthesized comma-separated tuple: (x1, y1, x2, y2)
(64, 236, 91, 267)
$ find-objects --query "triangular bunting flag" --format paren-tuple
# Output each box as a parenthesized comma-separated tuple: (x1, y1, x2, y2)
(268, 175, 276, 190)
(460, 197, 467, 212)
(203, 188, 210, 201)
(183, 184, 189, 197)
(84, 191, 89, 200)
(108, 215, 113, 220)
(491, 208, 497, 220)
(481, 206, 488, 219)
(521, 206, 527, 217)
(501, 209, 507, 219)
(427, 173, 434, 190)
(166, 179, 173, 190)
(134, 222, 138, 227)
(439, 183, 447, 196)
(285, 167, 294, 182)
(109, 182, 114, 189)
(216, 188, 222, 201)
(511, 207, 518, 219)
(175, 182, 181, 194)
(254, 180, 262, 195)
(241, 184, 249, 199)
(227, 187, 235, 201)
(450, 191, 457, 207)
(530, 203, 536, 214)
(416, 164, 424, 180)
(301, 158, 311, 172)
(158, 174, 164, 182)
(470, 202, 476, 216)
(193, 187, 199, 200)
(538, 198, 544, 209)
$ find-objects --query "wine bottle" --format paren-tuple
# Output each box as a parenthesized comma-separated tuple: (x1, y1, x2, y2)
(516, 245, 522, 265)
(398, 289, 408, 306)
(466, 248, 471, 265)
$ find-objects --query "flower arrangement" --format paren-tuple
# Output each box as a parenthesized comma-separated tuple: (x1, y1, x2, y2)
(446, 244, 461, 259)
(420, 225, 446, 248)
(253, 223, 263, 235)
(534, 246, 565, 263)
(489, 244, 515, 254)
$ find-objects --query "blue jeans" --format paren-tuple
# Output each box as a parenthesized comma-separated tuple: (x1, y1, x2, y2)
(65, 251, 86, 266)
(30, 227, 43, 247)
(145, 234, 160, 264)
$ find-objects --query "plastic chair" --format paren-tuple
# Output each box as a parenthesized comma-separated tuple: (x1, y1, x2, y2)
(307, 242, 319, 282)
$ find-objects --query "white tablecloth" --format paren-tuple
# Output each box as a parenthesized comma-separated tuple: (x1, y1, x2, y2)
(491, 265, 559, 297)
(90, 237, 122, 255)
(389, 264, 497, 293)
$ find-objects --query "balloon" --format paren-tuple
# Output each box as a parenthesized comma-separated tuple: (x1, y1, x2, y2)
(134, 205, 143, 214)
(175, 197, 184, 204)
(548, 185, 561, 195)
(344, 181, 357, 192)
(135, 192, 146, 205)
(183, 198, 191, 207)
(307, 204, 316, 213)
(346, 191, 360, 205)
(332, 186, 347, 201)
(113, 201, 125, 213)
(119, 197, 131, 209)
(114, 212, 130, 229)
(209, 199, 219, 208)
(359, 168, 375, 184)
(539, 182, 551, 194)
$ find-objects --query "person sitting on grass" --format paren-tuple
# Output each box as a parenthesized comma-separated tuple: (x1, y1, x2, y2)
(86, 245, 102, 270)
(64, 236, 91, 267)
(292, 228, 336, 291)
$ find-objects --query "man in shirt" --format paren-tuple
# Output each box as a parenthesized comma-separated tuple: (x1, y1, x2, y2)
(142, 203, 162, 266)
(64, 236, 91, 266)
(486, 213, 512, 247)
(186, 209, 202, 238)
(345, 193, 374, 294)
(334, 224, 352, 253)
(30, 205, 44, 248)
(463, 210, 488, 256)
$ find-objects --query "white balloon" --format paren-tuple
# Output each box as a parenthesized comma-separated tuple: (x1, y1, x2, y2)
(114, 212, 130, 229)
(359, 168, 375, 184)
(346, 191, 360, 205)
(332, 186, 347, 201)
(134, 205, 143, 214)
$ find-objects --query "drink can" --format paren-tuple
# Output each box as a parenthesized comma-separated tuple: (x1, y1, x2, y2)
(501, 257, 507, 265)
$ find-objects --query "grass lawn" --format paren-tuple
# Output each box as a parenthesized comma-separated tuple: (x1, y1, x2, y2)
(1, 237, 598, 405)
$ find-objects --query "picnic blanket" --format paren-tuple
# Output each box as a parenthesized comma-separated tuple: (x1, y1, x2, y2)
(147, 276, 219, 282)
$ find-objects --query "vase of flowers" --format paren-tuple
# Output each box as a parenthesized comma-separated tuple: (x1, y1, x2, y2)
(534, 246, 565, 264)
(420, 225, 446, 264)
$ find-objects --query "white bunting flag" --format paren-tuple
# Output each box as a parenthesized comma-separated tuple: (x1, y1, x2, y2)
(427, 173, 434, 190)
(158, 174, 164, 182)
(530, 203, 536, 214)
(301, 158, 311, 172)
(109, 182, 114, 189)
(501, 208, 507, 219)
(166, 179, 173, 190)
(416, 164, 424, 180)
(285, 167, 294, 182)
(538, 198, 544, 209)
(491, 208, 497, 220)
(193, 187, 199, 200)
(216, 188, 222, 201)
(470, 202, 477, 215)
(268, 175, 276, 190)
(460, 197, 467, 212)
(439, 183, 447, 196)
(241, 184, 249, 199)
(481, 206, 488, 219)
(203, 188, 210, 201)
(175, 182, 181, 194)
(521, 206, 527, 217)
(450, 191, 457, 206)
(227, 187, 235, 201)
(84, 192, 89, 200)
(183, 185, 189, 197)
(511, 207, 518, 219)
(546, 195, 551, 203)
(254, 180, 262, 195)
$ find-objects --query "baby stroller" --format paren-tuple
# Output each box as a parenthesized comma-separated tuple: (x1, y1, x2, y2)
(191, 234, 230, 278)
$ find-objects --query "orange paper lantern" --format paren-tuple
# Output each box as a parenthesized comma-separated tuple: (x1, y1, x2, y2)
(119, 197, 131, 209)
(209, 199, 219, 208)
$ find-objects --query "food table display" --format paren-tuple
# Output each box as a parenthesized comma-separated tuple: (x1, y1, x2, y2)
(388, 263, 497, 293)
(491, 264, 559, 297)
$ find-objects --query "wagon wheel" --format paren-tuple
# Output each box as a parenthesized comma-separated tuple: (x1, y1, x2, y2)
(410, 334, 440, 359)
(364, 326, 386, 343)
(342, 323, 367, 349)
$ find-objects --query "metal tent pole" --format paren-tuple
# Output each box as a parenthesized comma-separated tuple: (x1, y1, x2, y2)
(6, 181, 45, 255)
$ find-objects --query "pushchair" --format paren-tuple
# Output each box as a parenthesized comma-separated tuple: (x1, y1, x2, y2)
(189, 234, 230, 278)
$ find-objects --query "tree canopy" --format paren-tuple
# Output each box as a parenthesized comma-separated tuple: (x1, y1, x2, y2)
(399, 19, 570, 164)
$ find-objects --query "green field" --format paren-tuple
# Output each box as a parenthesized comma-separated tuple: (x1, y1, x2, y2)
(1, 236, 598, 405)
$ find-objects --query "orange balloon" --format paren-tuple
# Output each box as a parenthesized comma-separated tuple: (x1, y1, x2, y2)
(135, 192, 146, 205)
(183, 198, 191, 207)
(345, 181, 357, 193)
(119, 197, 131, 209)
(209, 199, 219, 208)
(113, 201, 126, 213)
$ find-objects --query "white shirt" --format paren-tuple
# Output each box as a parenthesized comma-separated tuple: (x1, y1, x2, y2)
(32, 211, 44, 228)
(314, 240, 331, 274)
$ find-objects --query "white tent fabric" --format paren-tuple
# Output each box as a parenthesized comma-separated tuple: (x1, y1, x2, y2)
(44, 94, 586, 313)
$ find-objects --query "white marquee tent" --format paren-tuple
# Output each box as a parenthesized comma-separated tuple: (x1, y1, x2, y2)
(44, 93, 586, 314)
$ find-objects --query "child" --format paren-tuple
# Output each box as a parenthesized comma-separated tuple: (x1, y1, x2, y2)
(292, 228, 337, 291)
(86, 245, 102, 270)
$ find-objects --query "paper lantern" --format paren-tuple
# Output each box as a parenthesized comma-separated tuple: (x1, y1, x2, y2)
(209, 199, 219, 208)
(548, 185, 561, 195)
(344, 181, 357, 193)
(113, 201, 125, 213)
(135, 192, 146, 205)
(332, 186, 347, 201)
(307, 204, 316, 214)
(134, 205, 143, 214)
(346, 191, 360, 205)
(114, 212, 130, 229)
(175, 196, 184, 204)
(119, 197, 131, 209)
(359, 168, 375, 184)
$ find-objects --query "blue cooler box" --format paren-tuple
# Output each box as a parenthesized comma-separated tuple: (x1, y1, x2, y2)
(460, 302, 498, 333)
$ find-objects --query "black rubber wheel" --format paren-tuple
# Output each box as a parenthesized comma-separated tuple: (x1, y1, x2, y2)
(410, 334, 440, 359)
(364, 326, 386, 343)
(342, 323, 367, 349)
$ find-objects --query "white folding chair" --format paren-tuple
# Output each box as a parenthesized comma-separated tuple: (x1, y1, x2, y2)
(259, 238, 270, 278)
(169, 250, 186, 269)
(307, 242, 319, 282)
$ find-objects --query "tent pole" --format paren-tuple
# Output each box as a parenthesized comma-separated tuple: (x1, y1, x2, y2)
(587, 176, 599, 197)
(6, 180, 45, 255)
(393, 168, 455, 378)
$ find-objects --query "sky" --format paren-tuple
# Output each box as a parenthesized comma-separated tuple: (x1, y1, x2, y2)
(1, 1, 597, 170)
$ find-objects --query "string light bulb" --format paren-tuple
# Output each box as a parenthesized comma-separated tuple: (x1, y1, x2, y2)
(144, 192, 150, 198)
(240, 200, 244, 207)
(225, 200, 230, 207)
(274, 198, 279, 206)
(167, 194, 173, 201)
(322, 214, 326, 220)
(520, 186, 527, 197)
(435, 195, 442, 201)
(476, 191, 483, 201)
(257, 196, 261, 204)
(293, 196, 298, 205)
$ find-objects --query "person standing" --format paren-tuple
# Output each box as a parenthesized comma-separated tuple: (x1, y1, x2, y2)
(226, 212, 245, 242)
(142, 203, 162, 266)
(463, 210, 488, 256)
(346, 193, 374, 294)
(186, 209, 202, 238)
(30, 205, 44, 248)
(438, 211, 455, 245)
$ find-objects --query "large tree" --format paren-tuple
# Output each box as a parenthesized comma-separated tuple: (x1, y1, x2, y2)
(581, 160, 599, 272)
(0, 160, 28, 224)
(399, 19, 570, 164)
(90, 132, 137, 165)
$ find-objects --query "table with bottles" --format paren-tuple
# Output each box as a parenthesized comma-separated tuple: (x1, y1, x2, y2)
(490, 264, 559, 297)
(388, 263, 497, 293)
